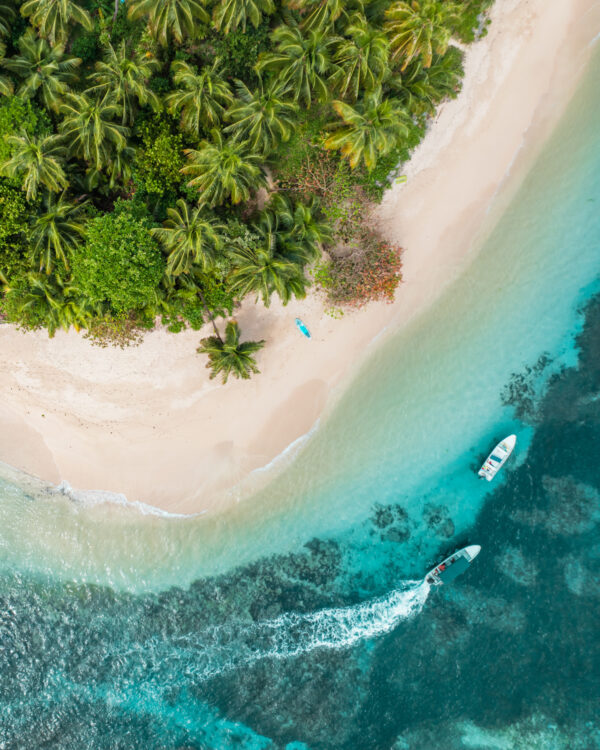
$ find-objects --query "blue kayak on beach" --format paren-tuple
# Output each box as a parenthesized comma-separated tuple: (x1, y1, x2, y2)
(295, 318, 311, 338)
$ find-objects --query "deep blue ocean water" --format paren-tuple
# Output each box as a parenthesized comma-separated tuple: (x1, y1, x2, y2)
(0, 46, 599, 750)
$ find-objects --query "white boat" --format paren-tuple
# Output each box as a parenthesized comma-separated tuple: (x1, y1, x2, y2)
(425, 545, 481, 586)
(478, 434, 516, 481)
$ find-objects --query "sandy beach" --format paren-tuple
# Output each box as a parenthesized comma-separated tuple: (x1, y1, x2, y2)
(1, 0, 599, 515)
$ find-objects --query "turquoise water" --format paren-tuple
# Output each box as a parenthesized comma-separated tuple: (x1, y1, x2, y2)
(1, 48, 600, 749)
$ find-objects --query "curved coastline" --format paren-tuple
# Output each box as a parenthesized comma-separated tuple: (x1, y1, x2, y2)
(0, 0, 599, 515)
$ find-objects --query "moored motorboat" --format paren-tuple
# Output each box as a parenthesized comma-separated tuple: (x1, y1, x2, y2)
(425, 545, 481, 586)
(478, 434, 516, 481)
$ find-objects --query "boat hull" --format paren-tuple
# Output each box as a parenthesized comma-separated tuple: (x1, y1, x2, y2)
(478, 434, 516, 481)
(425, 545, 481, 586)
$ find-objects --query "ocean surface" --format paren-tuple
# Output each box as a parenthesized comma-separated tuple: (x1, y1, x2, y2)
(1, 47, 600, 750)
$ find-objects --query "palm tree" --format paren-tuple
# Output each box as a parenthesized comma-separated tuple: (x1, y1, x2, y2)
(59, 92, 129, 171)
(213, 0, 275, 34)
(324, 87, 411, 170)
(20, 0, 93, 46)
(6, 272, 92, 335)
(1, 30, 81, 112)
(181, 129, 267, 207)
(0, 2, 15, 39)
(87, 41, 160, 126)
(267, 192, 331, 260)
(0, 42, 13, 97)
(329, 14, 390, 100)
(165, 60, 233, 134)
(198, 320, 265, 383)
(1, 132, 68, 201)
(385, 0, 460, 69)
(29, 192, 87, 273)
(151, 199, 225, 276)
(127, 0, 210, 46)
(256, 24, 334, 107)
(229, 241, 309, 306)
(224, 78, 297, 155)
(286, 0, 345, 32)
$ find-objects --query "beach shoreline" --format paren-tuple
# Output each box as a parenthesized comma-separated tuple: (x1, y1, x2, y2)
(1, 0, 598, 515)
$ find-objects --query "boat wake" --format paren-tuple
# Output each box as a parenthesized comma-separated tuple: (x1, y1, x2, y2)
(138, 580, 431, 682)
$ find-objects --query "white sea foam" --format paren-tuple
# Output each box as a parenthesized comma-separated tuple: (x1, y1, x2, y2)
(149, 580, 432, 682)
(54, 481, 197, 519)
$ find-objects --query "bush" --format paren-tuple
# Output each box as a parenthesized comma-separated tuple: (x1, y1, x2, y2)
(71, 31, 100, 63)
(0, 96, 51, 163)
(134, 120, 185, 196)
(0, 180, 32, 283)
(72, 200, 165, 315)
(212, 21, 271, 82)
(317, 237, 403, 308)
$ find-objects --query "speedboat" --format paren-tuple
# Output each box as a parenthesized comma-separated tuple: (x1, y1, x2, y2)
(478, 434, 516, 481)
(425, 545, 481, 586)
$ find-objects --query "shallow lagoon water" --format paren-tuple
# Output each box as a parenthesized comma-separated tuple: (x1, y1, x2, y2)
(0, 48, 599, 749)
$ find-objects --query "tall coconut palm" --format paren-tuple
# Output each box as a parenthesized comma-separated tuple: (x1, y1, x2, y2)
(1, 30, 81, 112)
(324, 87, 411, 170)
(127, 0, 210, 46)
(385, 0, 460, 69)
(1, 132, 68, 201)
(224, 78, 297, 155)
(87, 41, 160, 126)
(181, 129, 267, 207)
(256, 24, 334, 107)
(165, 60, 233, 134)
(213, 0, 274, 34)
(198, 320, 265, 384)
(29, 192, 87, 273)
(151, 199, 225, 276)
(329, 13, 390, 100)
(20, 0, 93, 46)
(59, 92, 129, 171)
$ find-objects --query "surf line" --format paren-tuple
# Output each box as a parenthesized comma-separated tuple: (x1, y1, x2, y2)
(165, 580, 432, 682)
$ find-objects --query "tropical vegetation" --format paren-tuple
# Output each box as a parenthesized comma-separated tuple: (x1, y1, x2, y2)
(0, 0, 493, 381)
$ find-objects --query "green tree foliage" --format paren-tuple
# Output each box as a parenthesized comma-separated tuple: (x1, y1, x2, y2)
(0, 179, 31, 283)
(165, 60, 233, 134)
(88, 41, 160, 126)
(198, 320, 265, 383)
(325, 87, 412, 170)
(127, 0, 210, 46)
(288, 0, 345, 32)
(213, 0, 275, 35)
(59, 91, 128, 170)
(151, 199, 225, 275)
(256, 24, 333, 107)
(72, 201, 164, 315)
(20, 0, 93, 47)
(1, 30, 81, 112)
(385, 0, 460, 69)
(29, 191, 87, 273)
(1, 132, 68, 201)
(329, 14, 390, 101)
(182, 129, 267, 207)
(1, 271, 92, 335)
(224, 78, 297, 154)
(0, 1, 16, 40)
(0, 96, 50, 163)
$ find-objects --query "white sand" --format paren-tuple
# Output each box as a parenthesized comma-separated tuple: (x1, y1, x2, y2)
(1, 0, 598, 514)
